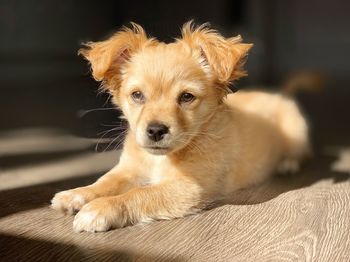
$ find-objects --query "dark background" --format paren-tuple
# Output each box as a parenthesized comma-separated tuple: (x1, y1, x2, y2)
(1, 0, 349, 147)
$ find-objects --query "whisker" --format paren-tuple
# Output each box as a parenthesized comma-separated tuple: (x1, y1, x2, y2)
(102, 130, 128, 152)
(77, 107, 119, 118)
(97, 126, 125, 137)
(100, 123, 128, 128)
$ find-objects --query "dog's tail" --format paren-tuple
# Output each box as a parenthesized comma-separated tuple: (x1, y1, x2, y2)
(281, 71, 326, 96)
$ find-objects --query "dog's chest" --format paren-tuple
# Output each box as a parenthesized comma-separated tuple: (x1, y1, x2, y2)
(150, 156, 166, 184)
(141, 155, 168, 185)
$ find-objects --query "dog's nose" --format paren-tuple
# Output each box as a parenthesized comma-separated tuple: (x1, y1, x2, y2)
(146, 122, 169, 142)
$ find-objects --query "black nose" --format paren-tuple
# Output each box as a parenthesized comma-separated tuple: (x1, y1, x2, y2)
(146, 122, 169, 142)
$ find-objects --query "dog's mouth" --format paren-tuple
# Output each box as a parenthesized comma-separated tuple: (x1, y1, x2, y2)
(143, 146, 170, 155)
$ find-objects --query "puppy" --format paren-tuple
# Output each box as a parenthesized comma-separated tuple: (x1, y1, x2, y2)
(51, 22, 310, 232)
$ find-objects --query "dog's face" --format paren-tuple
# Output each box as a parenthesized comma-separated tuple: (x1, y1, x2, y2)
(80, 22, 252, 155)
(118, 44, 221, 155)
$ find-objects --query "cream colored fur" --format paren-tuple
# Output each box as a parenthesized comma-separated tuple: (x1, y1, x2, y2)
(51, 22, 310, 232)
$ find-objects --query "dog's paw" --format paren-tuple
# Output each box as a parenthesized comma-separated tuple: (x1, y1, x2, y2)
(51, 188, 95, 215)
(277, 159, 300, 175)
(73, 198, 121, 232)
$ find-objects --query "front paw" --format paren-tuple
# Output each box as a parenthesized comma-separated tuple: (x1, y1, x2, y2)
(73, 198, 127, 232)
(51, 188, 95, 215)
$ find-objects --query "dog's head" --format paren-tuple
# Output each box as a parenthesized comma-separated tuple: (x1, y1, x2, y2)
(80, 22, 252, 155)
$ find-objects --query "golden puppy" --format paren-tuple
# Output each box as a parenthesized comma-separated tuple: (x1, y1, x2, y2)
(51, 22, 310, 232)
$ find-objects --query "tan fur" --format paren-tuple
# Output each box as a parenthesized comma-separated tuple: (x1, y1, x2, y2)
(51, 22, 310, 232)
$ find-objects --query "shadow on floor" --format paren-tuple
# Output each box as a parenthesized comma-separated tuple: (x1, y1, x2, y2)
(0, 172, 102, 218)
(222, 154, 350, 206)
(0, 148, 93, 170)
(0, 233, 183, 262)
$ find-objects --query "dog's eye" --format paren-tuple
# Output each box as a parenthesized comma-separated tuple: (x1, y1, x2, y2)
(131, 91, 145, 103)
(179, 92, 195, 104)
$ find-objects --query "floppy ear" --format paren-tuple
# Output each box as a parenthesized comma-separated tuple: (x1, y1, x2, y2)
(79, 23, 154, 85)
(180, 21, 253, 85)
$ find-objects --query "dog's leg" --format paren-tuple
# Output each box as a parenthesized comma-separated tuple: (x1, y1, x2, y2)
(73, 178, 202, 232)
(276, 99, 311, 175)
(51, 167, 139, 215)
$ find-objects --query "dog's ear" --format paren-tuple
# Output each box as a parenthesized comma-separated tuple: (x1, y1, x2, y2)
(79, 23, 153, 84)
(180, 21, 253, 85)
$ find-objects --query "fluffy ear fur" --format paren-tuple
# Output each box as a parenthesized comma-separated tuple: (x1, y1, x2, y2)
(180, 21, 253, 85)
(79, 23, 155, 85)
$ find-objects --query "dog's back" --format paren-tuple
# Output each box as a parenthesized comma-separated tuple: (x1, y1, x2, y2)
(226, 91, 310, 174)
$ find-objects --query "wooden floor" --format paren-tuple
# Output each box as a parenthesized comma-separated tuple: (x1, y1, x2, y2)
(1, 128, 350, 262)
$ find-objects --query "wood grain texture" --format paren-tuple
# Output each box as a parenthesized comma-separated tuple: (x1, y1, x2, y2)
(1, 130, 350, 261)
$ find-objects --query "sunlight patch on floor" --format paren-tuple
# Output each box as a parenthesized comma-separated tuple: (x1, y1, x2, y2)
(0, 128, 120, 191)
(0, 151, 120, 191)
